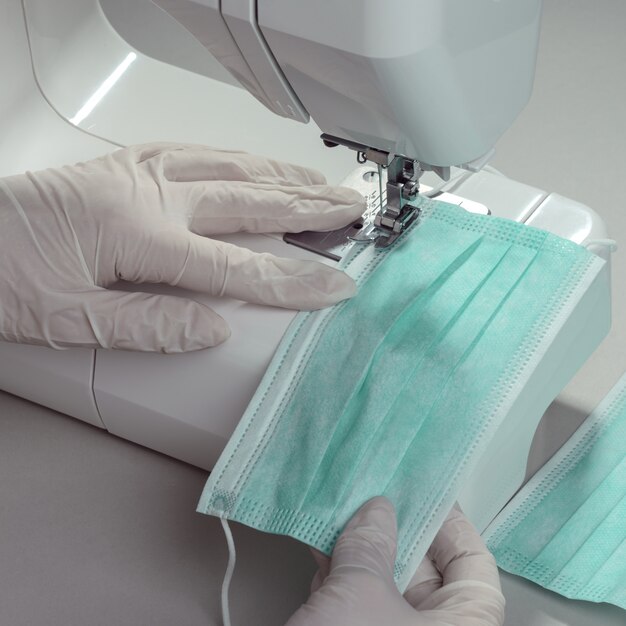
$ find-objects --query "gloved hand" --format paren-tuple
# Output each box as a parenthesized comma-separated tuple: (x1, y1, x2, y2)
(287, 497, 505, 626)
(0, 143, 364, 352)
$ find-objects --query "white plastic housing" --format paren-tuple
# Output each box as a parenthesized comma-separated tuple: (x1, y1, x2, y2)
(259, 0, 543, 166)
(154, 0, 543, 167)
(152, 0, 309, 121)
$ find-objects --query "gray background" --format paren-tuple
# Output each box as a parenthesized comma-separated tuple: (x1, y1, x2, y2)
(1, 1, 625, 624)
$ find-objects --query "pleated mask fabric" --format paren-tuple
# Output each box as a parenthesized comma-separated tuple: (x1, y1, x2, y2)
(483, 372, 626, 609)
(197, 197, 606, 591)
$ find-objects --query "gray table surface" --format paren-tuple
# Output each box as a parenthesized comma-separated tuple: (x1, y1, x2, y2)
(1, 1, 625, 624)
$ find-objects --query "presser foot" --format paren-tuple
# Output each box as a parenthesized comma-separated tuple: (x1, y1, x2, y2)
(372, 203, 420, 248)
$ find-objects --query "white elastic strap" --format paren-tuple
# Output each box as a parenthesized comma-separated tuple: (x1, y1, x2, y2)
(220, 517, 236, 626)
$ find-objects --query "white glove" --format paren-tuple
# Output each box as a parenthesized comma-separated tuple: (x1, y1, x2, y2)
(0, 143, 364, 352)
(287, 497, 505, 626)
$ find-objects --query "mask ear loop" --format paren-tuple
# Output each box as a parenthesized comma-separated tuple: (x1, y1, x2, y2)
(220, 517, 237, 626)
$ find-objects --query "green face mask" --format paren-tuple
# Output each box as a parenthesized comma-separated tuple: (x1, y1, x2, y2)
(484, 372, 626, 609)
(198, 198, 606, 590)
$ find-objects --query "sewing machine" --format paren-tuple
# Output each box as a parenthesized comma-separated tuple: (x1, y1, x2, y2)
(0, 0, 611, 530)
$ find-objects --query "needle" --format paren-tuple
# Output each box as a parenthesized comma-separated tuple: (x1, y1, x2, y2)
(377, 163, 384, 215)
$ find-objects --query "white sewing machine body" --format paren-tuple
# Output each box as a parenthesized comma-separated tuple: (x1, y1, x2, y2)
(0, 0, 611, 531)
(152, 0, 543, 170)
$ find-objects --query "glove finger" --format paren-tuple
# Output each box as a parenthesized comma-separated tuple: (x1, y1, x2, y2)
(173, 233, 357, 309)
(114, 228, 356, 309)
(416, 584, 506, 626)
(403, 555, 442, 609)
(45, 288, 230, 352)
(184, 180, 365, 235)
(428, 506, 502, 592)
(128, 142, 247, 163)
(330, 497, 397, 580)
(418, 507, 505, 625)
(310, 548, 331, 573)
(162, 148, 327, 186)
(309, 548, 331, 593)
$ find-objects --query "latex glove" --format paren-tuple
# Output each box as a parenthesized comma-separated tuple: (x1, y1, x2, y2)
(287, 497, 505, 626)
(0, 143, 364, 352)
